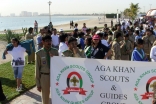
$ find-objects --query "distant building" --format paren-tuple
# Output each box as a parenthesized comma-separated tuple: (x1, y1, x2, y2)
(10, 13, 15, 17)
(20, 11, 27, 17)
(33, 12, 38, 16)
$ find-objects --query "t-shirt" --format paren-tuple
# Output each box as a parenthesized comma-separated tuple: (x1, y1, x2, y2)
(101, 39, 109, 47)
(58, 42, 68, 56)
(51, 34, 59, 46)
(7, 45, 26, 67)
(91, 44, 110, 59)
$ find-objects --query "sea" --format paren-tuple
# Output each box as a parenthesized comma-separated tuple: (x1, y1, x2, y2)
(0, 16, 96, 31)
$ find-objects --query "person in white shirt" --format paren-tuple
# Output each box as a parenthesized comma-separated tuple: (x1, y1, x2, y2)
(150, 41, 156, 62)
(97, 32, 109, 47)
(58, 34, 68, 56)
(82, 23, 87, 34)
(5, 38, 26, 92)
(51, 29, 59, 49)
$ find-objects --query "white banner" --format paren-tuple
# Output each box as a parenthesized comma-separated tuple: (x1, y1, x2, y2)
(50, 57, 156, 104)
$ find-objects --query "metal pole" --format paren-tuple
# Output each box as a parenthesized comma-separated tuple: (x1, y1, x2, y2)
(150, 4, 152, 9)
(49, 4, 51, 22)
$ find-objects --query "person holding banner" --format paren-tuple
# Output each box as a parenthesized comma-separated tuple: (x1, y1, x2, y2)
(62, 37, 85, 57)
(35, 35, 59, 104)
(90, 34, 112, 59)
(131, 38, 148, 61)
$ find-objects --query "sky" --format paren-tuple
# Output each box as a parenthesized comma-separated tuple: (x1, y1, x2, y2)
(0, 0, 155, 16)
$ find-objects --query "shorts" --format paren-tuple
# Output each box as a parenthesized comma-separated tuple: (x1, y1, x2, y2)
(12, 67, 24, 79)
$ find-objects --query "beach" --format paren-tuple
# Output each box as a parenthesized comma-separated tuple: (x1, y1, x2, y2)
(0, 18, 115, 64)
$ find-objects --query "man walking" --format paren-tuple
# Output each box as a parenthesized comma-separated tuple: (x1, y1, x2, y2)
(25, 27, 36, 64)
(35, 35, 58, 104)
(51, 29, 59, 49)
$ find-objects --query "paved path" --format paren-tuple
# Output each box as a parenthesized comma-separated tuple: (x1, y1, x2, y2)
(7, 87, 51, 104)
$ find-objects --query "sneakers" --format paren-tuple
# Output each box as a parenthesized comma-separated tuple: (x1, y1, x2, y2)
(16, 84, 22, 92)
(16, 87, 22, 92)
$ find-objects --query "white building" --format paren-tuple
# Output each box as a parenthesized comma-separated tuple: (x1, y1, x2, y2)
(20, 11, 27, 17)
(33, 12, 38, 16)
(10, 13, 15, 17)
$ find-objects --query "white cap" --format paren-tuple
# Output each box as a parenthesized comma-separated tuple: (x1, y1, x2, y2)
(95, 31, 101, 34)
(59, 29, 63, 32)
(135, 27, 140, 31)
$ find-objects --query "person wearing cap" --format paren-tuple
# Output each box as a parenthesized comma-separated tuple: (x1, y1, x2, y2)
(142, 29, 155, 61)
(90, 34, 112, 59)
(120, 34, 133, 60)
(35, 35, 59, 104)
(62, 37, 84, 57)
(112, 24, 124, 41)
(51, 29, 59, 49)
(131, 39, 148, 61)
(25, 27, 36, 64)
(111, 32, 122, 60)
(59, 29, 64, 35)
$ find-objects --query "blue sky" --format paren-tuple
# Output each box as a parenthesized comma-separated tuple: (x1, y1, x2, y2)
(0, 0, 155, 16)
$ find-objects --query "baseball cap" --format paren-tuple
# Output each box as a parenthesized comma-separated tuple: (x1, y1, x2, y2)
(135, 27, 140, 31)
(59, 29, 63, 32)
(92, 34, 100, 40)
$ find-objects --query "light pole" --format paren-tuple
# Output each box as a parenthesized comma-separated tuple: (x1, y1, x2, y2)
(143, 6, 145, 13)
(150, 4, 152, 9)
(48, 1, 52, 22)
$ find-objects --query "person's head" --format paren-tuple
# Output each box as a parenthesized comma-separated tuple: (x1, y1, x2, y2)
(28, 27, 33, 33)
(104, 24, 107, 28)
(11, 38, 20, 47)
(59, 34, 68, 43)
(104, 33, 108, 40)
(42, 35, 52, 49)
(97, 33, 103, 40)
(117, 24, 121, 30)
(135, 30, 139, 36)
(40, 29, 44, 35)
(123, 34, 129, 40)
(43, 26, 49, 33)
(116, 32, 122, 41)
(136, 38, 144, 49)
(74, 28, 78, 33)
(83, 23, 86, 27)
(75, 23, 78, 27)
(92, 34, 100, 45)
(85, 37, 92, 46)
(78, 32, 85, 38)
(53, 28, 57, 34)
(59, 29, 64, 34)
(146, 29, 151, 36)
(67, 37, 77, 49)
(94, 26, 97, 31)
(86, 28, 91, 34)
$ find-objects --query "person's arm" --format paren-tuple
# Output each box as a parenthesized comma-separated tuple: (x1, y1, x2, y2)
(132, 51, 143, 61)
(150, 47, 156, 61)
(104, 49, 112, 59)
(35, 54, 41, 92)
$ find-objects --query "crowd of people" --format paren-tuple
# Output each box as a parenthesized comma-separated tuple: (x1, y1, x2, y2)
(1, 18, 156, 103)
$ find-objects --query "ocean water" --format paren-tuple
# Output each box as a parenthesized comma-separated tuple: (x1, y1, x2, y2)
(0, 16, 96, 31)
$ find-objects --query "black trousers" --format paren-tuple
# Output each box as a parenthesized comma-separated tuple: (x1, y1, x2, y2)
(0, 80, 6, 101)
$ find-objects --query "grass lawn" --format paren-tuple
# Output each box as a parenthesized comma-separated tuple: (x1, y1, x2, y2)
(0, 57, 36, 104)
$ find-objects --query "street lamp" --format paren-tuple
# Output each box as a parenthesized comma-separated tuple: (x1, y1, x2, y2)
(150, 4, 152, 9)
(48, 1, 52, 22)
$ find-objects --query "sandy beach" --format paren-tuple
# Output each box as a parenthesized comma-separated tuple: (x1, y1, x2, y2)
(0, 18, 115, 64)
(0, 18, 115, 34)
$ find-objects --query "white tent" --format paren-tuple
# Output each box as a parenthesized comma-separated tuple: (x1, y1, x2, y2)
(146, 9, 156, 16)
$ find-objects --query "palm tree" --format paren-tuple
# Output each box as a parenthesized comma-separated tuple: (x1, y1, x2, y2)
(123, 3, 140, 21)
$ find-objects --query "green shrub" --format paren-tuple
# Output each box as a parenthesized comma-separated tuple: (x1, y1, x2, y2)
(5, 30, 22, 43)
